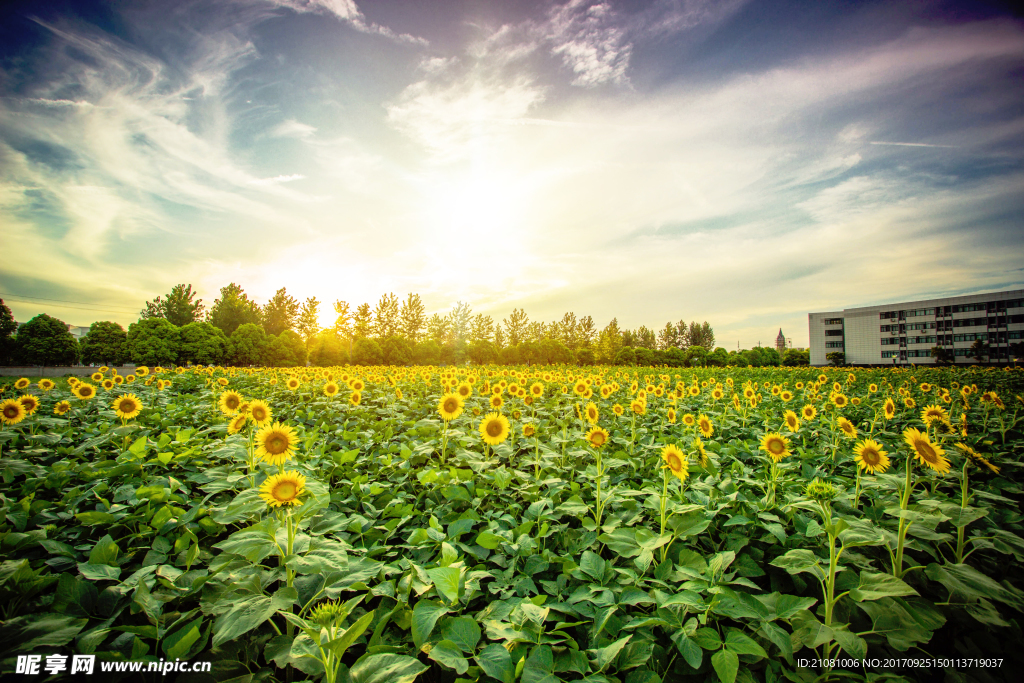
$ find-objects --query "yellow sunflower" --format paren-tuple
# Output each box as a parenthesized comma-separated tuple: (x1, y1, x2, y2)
(784, 410, 800, 432)
(479, 412, 511, 446)
(438, 393, 464, 422)
(54, 400, 72, 416)
(837, 417, 857, 439)
(1, 399, 27, 425)
(661, 444, 689, 481)
(920, 404, 948, 426)
(112, 394, 143, 420)
(853, 439, 889, 474)
(585, 402, 599, 424)
(248, 400, 272, 427)
(255, 422, 299, 466)
(18, 394, 40, 415)
(585, 425, 610, 449)
(903, 427, 950, 474)
(760, 432, 790, 463)
(219, 390, 243, 415)
(259, 471, 306, 508)
(883, 397, 896, 420)
(697, 414, 714, 439)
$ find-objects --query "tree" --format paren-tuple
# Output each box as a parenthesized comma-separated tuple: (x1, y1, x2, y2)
(351, 337, 383, 365)
(447, 302, 473, 345)
(208, 283, 260, 336)
(80, 321, 128, 365)
(178, 321, 230, 365)
(782, 348, 810, 366)
(231, 323, 267, 366)
(614, 347, 637, 365)
(826, 351, 845, 367)
(968, 340, 989, 364)
(470, 314, 495, 343)
(578, 315, 596, 349)
(503, 308, 529, 347)
(596, 318, 623, 364)
(127, 318, 180, 366)
(263, 330, 307, 367)
(16, 314, 80, 366)
(930, 346, 955, 365)
(372, 293, 400, 339)
(262, 288, 299, 336)
(426, 313, 450, 345)
(399, 294, 426, 342)
(467, 339, 498, 365)
(309, 331, 347, 366)
(381, 336, 414, 365)
(0, 299, 17, 365)
(657, 322, 678, 350)
(297, 297, 322, 347)
(352, 303, 373, 339)
(141, 284, 206, 326)
(332, 301, 353, 341)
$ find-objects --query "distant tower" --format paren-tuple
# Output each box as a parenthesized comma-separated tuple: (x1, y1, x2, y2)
(776, 328, 786, 353)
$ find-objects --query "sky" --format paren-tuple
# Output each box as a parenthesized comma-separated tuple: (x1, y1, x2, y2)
(1, 0, 1023, 350)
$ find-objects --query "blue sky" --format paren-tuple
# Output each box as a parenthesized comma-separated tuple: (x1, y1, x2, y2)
(1, 0, 1022, 348)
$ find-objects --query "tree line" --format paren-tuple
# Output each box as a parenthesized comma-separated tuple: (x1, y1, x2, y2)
(2, 284, 799, 367)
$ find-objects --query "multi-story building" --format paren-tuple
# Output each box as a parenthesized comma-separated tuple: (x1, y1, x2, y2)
(809, 289, 1024, 366)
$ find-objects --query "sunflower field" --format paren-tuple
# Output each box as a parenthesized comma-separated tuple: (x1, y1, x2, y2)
(1, 364, 1023, 683)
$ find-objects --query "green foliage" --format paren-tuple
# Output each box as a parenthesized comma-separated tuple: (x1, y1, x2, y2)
(351, 337, 383, 366)
(15, 313, 80, 365)
(178, 321, 231, 365)
(208, 283, 261, 336)
(263, 329, 307, 367)
(141, 284, 206, 326)
(782, 348, 810, 366)
(80, 321, 128, 366)
(309, 331, 348, 366)
(0, 299, 17, 365)
(230, 323, 267, 366)
(127, 317, 180, 365)
(262, 287, 300, 336)
(826, 351, 846, 366)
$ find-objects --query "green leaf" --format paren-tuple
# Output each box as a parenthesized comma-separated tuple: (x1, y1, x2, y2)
(429, 639, 469, 674)
(75, 511, 116, 526)
(581, 550, 606, 581)
(426, 566, 461, 604)
(212, 594, 275, 647)
(476, 531, 505, 550)
(411, 600, 448, 650)
(163, 619, 201, 660)
(325, 609, 374, 661)
(724, 628, 767, 658)
(350, 654, 429, 683)
(476, 643, 515, 683)
(711, 648, 739, 683)
(593, 634, 632, 672)
(769, 549, 824, 579)
(77, 563, 120, 581)
(442, 616, 481, 652)
(850, 572, 918, 602)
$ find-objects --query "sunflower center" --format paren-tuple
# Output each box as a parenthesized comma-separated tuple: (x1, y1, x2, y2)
(914, 440, 937, 462)
(486, 421, 503, 437)
(273, 482, 297, 500)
